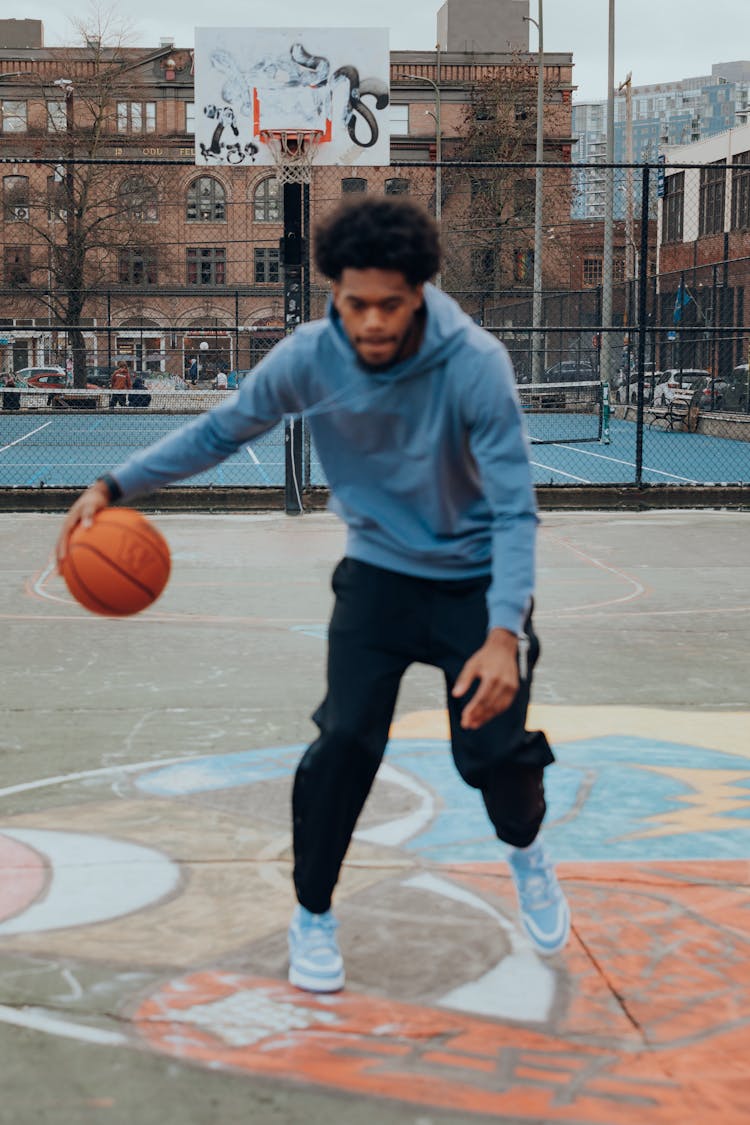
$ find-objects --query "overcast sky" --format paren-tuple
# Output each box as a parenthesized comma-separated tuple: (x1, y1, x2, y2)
(14, 0, 750, 102)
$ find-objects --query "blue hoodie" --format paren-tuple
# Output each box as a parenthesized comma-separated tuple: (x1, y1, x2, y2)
(111, 284, 538, 635)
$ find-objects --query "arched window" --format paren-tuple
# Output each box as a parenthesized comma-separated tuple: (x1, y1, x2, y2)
(254, 177, 281, 222)
(341, 177, 366, 194)
(119, 175, 158, 222)
(384, 177, 409, 196)
(186, 176, 226, 222)
(3, 175, 29, 221)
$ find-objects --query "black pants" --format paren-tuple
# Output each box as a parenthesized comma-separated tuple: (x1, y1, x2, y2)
(292, 558, 554, 914)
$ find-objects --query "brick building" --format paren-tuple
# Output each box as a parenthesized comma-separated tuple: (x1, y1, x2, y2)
(0, 10, 575, 378)
(657, 124, 750, 373)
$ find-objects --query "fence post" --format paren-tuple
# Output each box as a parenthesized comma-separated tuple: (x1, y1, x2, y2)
(635, 163, 651, 487)
(282, 181, 304, 514)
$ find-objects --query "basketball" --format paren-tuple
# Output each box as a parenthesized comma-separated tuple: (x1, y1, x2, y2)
(61, 508, 171, 616)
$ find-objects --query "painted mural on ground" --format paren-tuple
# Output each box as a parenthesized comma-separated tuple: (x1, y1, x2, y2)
(0, 708, 748, 1121)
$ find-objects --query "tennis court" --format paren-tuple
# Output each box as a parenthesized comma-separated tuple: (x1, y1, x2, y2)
(2, 395, 749, 489)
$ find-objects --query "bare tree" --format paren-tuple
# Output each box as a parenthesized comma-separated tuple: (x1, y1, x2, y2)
(441, 61, 568, 329)
(5, 10, 173, 385)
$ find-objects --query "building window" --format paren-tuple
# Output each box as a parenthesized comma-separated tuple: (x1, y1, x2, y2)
(4, 245, 30, 285)
(118, 248, 158, 285)
(513, 178, 534, 215)
(732, 150, 750, 230)
(119, 176, 159, 222)
(185, 102, 195, 135)
(254, 177, 281, 222)
(3, 175, 29, 221)
(0, 100, 27, 133)
(699, 160, 726, 237)
(470, 176, 492, 202)
(471, 248, 494, 280)
(116, 101, 156, 134)
(47, 175, 67, 222)
(47, 100, 67, 133)
(186, 247, 226, 285)
(186, 176, 226, 222)
(254, 247, 281, 284)
(385, 177, 409, 195)
(389, 104, 409, 135)
(341, 177, 367, 193)
(663, 170, 684, 244)
(583, 257, 603, 287)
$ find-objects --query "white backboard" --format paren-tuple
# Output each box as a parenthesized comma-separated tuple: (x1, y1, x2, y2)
(194, 28, 391, 167)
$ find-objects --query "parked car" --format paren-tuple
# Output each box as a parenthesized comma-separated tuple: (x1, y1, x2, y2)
(651, 369, 713, 408)
(542, 360, 597, 384)
(614, 365, 656, 404)
(722, 364, 749, 412)
(24, 370, 99, 391)
(86, 365, 117, 387)
(15, 366, 67, 385)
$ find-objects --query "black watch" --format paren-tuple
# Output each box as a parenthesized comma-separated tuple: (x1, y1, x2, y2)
(97, 473, 123, 502)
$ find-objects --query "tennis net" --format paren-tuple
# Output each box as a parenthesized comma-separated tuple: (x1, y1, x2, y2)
(517, 380, 603, 444)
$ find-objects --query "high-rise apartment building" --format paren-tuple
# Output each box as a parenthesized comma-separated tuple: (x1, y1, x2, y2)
(573, 63, 750, 220)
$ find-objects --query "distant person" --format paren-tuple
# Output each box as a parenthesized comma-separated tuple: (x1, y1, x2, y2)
(2, 372, 20, 411)
(214, 369, 228, 391)
(128, 374, 151, 409)
(188, 357, 199, 384)
(110, 361, 132, 409)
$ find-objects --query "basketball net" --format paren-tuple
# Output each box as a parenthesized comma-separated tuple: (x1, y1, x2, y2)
(260, 129, 323, 184)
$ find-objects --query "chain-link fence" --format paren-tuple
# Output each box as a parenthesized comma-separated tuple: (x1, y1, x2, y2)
(1, 158, 748, 497)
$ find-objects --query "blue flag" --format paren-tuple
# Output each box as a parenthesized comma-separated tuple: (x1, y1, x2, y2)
(673, 281, 691, 324)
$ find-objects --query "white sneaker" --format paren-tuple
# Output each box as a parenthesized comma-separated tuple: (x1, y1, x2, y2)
(288, 905, 345, 992)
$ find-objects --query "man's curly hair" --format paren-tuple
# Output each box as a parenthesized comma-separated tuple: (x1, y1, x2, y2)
(314, 196, 441, 285)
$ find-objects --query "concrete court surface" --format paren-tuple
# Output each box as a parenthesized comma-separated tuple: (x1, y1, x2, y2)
(0, 507, 748, 1125)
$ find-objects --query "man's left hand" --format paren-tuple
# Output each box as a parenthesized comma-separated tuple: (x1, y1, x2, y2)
(452, 628, 519, 730)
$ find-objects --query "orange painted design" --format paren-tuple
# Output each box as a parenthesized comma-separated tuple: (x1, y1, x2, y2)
(134, 860, 750, 1121)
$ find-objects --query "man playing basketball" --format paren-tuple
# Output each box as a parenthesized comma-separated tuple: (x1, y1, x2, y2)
(57, 196, 570, 993)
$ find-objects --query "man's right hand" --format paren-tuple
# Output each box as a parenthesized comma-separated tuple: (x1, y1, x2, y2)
(56, 480, 111, 568)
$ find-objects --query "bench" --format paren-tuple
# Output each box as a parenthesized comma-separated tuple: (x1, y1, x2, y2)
(647, 389, 700, 433)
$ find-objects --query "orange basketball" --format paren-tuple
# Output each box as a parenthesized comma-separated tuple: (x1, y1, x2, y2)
(61, 508, 171, 616)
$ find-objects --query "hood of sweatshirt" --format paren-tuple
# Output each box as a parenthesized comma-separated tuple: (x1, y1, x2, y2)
(325, 281, 474, 385)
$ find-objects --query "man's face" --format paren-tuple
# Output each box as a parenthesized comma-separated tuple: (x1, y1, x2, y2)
(332, 268, 424, 369)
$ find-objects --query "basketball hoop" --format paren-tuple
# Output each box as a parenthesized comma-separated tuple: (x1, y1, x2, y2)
(260, 129, 324, 184)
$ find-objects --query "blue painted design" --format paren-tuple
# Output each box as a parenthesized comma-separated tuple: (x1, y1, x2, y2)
(136, 746, 304, 796)
(136, 735, 750, 861)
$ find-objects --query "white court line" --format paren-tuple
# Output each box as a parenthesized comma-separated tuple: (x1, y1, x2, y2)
(245, 445, 272, 485)
(0, 754, 197, 800)
(546, 443, 701, 484)
(0, 1005, 127, 1046)
(0, 419, 54, 454)
(31, 559, 69, 606)
(530, 459, 591, 483)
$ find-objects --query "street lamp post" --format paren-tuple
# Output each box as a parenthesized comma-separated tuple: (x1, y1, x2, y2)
(600, 0, 616, 443)
(524, 3, 545, 382)
(397, 66, 442, 288)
